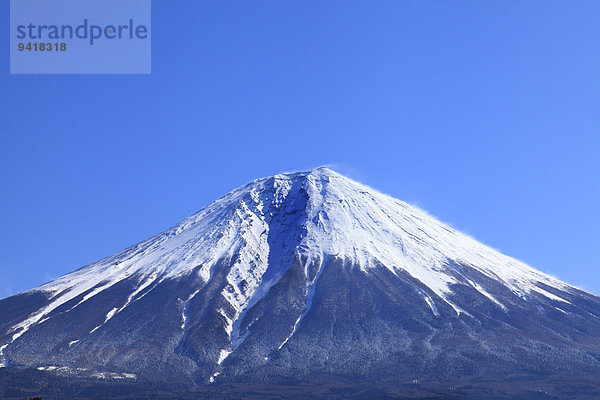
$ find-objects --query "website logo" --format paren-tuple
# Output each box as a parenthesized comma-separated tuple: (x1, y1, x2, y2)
(10, 0, 151, 74)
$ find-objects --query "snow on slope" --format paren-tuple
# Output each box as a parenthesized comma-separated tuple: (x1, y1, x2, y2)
(0, 167, 573, 365)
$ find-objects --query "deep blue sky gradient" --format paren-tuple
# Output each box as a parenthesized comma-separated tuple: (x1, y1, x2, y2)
(1, 1, 599, 297)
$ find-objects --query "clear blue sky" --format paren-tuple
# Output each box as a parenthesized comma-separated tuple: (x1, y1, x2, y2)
(1, 1, 599, 298)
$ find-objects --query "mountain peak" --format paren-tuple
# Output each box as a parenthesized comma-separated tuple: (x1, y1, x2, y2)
(304, 165, 336, 174)
(2, 169, 596, 386)
(269, 166, 345, 185)
(24, 167, 570, 324)
(307, 165, 340, 177)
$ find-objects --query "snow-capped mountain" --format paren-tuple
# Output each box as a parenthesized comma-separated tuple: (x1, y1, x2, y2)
(1, 167, 599, 389)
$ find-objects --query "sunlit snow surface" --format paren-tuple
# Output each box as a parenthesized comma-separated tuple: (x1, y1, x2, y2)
(0, 167, 573, 367)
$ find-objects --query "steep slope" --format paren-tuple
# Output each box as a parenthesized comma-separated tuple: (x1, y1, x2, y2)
(1, 167, 599, 389)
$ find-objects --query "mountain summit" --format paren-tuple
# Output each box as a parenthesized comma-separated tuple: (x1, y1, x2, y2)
(1, 168, 599, 394)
